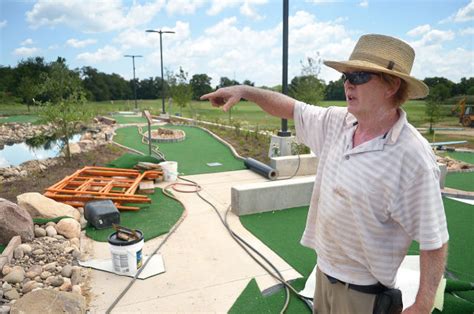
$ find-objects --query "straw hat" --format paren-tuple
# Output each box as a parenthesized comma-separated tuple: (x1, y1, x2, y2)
(324, 34, 429, 99)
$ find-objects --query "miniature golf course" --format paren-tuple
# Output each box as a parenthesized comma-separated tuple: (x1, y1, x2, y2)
(85, 123, 245, 242)
(113, 125, 245, 175)
(92, 123, 473, 312)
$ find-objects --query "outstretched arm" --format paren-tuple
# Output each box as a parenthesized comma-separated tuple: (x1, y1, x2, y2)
(403, 243, 447, 313)
(200, 85, 296, 120)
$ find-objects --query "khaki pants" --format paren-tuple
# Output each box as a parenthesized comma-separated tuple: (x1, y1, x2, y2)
(314, 267, 376, 314)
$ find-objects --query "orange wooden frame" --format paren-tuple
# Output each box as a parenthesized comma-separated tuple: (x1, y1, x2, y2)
(43, 166, 162, 211)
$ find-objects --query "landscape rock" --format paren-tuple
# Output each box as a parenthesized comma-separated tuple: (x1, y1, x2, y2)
(13, 246, 24, 259)
(16, 193, 81, 221)
(9, 289, 86, 314)
(3, 267, 25, 284)
(45, 225, 58, 237)
(34, 227, 46, 238)
(55, 218, 81, 239)
(61, 265, 73, 278)
(4, 289, 20, 300)
(0, 305, 11, 314)
(0, 198, 34, 245)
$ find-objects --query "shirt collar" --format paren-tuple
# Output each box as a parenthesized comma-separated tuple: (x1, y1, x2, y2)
(343, 108, 407, 145)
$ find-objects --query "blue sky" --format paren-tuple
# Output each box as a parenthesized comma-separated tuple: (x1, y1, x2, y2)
(1, 0, 473, 87)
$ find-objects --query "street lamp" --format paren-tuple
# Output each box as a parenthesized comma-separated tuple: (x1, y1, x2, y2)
(145, 29, 175, 114)
(278, 0, 291, 137)
(124, 54, 142, 110)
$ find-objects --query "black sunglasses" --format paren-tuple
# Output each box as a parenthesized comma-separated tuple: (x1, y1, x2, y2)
(342, 71, 376, 85)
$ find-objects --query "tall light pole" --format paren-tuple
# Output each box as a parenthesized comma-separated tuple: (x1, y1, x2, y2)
(124, 54, 142, 110)
(278, 0, 291, 137)
(145, 29, 175, 114)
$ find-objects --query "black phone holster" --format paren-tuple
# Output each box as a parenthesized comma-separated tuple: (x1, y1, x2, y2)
(372, 288, 403, 314)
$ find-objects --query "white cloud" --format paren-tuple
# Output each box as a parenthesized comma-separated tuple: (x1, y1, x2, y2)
(407, 24, 431, 37)
(21, 38, 34, 46)
(411, 29, 455, 46)
(452, 0, 474, 22)
(459, 27, 474, 36)
(359, 0, 368, 8)
(13, 46, 40, 57)
(26, 0, 164, 33)
(441, 0, 474, 24)
(410, 45, 473, 82)
(0, 20, 7, 29)
(207, 0, 266, 18)
(115, 21, 190, 50)
(76, 45, 122, 63)
(166, 0, 204, 15)
(306, 0, 341, 4)
(66, 38, 97, 48)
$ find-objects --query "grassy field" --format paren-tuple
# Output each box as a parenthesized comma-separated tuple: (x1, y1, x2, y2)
(0, 98, 461, 130)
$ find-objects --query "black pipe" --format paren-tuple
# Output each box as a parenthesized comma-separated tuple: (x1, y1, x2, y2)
(244, 158, 278, 180)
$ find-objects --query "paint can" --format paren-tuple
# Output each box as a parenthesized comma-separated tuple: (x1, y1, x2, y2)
(108, 229, 144, 274)
(160, 161, 178, 181)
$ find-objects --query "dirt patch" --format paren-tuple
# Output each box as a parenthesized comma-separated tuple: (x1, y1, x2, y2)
(0, 144, 127, 202)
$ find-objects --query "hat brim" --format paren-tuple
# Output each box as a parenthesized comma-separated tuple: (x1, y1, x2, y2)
(324, 60, 429, 99)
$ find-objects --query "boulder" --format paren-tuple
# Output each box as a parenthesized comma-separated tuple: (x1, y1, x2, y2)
(10, 289, 86, 314)
(55, 218, 81, 239)
(0, 198, 34, 245)
(17, 193, 80, 221)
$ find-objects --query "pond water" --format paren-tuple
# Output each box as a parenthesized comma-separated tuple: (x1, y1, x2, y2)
(0, 134, 81, 167)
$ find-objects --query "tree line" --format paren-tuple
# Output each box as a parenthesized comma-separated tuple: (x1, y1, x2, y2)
(0, 56, 473, 109)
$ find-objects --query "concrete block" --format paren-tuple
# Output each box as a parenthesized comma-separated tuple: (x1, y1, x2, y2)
(231, 176, 315, 216)
(269, 135, 296, 157)
(271, 154, 318, 177)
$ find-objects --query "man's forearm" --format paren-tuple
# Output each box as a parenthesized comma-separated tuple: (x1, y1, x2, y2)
(239, 86, 296, 119)
(414, 243, 448, 312)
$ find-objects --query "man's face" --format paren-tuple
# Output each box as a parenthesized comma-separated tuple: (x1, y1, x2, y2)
(343, 71, 387, 117)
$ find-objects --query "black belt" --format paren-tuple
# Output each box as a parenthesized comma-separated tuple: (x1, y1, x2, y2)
(325, 273, 388, 294)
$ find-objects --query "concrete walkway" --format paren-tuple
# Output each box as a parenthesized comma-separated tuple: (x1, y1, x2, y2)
(84, 170, 305, 313)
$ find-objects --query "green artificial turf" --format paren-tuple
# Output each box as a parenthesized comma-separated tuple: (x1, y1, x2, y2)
(110, 115, 148, 124)
(0, 115, 39, 124)
(229, 278, 311, 314)
(441, 151, 474, 165)
(445, 172, 474, 192)
(239, 206, 316, 277)
(85, 188, 184, 242)
(33, 216, 71, 224)
(113, 125, 245, 175)
(106, 153, 163, 169)
(234, 198, 474, 313)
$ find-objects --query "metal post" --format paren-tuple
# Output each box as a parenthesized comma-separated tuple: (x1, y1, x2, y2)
(278, 0, 291, 137)
(146, 29, 175, 114)
(124, 55, 142, 110)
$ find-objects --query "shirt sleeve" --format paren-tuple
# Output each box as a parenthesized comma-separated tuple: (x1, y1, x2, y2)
(391, 166, 449, 250)
(293, 101, 346, 156)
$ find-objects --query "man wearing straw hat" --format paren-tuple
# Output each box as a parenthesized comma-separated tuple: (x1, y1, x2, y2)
(201, 34, 448, 313)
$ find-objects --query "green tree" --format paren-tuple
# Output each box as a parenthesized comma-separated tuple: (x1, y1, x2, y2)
(38, 60, 91, 160)
(170, 67, 193, 115)
(190, 74, 213, 100)
(219, 76, 239, 88)
(325, 76, 345, 100)
(17, 77, 40, 112)
(423, 77, 454, 99)
(425, 84, 449, 133)
(289, 56, 325, 104)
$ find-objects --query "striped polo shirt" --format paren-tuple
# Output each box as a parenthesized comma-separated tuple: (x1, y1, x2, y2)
(294, 101, 449, 288)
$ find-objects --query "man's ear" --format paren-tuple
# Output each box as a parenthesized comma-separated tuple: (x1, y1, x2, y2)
(385, 77, 401, 99)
